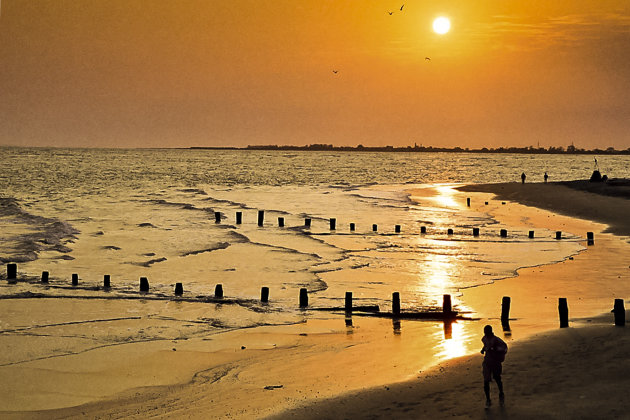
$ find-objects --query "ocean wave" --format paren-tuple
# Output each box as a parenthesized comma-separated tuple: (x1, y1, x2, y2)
(0, 198, 79, 263)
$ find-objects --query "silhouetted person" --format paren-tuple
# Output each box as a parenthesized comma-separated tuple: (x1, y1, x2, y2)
(521, 172, 526, 184)
(544, 172, 548, 183)
(481, 325, 507, 407)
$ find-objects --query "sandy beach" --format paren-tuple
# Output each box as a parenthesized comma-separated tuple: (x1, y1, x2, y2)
(2, 181, 630, 419)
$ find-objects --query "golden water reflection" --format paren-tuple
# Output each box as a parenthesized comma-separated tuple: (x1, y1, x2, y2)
(437, 321, 470, 360)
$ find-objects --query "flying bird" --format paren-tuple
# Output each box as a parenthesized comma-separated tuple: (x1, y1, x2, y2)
(332, 70, 339, 74)
(388, 11, 393, 15)
(400, 4, 404, 11)
(425, 57, 431, 61)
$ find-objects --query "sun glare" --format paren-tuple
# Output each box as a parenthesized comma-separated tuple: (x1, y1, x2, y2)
(433, 17, 451, 35)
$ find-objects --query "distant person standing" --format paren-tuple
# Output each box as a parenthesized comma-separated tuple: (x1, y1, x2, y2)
(544, 172, 548, 183)
(481, 325, 507, 408)
(521, 172, 526, 184)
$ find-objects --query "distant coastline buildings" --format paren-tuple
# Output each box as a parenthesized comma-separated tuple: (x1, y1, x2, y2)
(190, 143, 630, 155)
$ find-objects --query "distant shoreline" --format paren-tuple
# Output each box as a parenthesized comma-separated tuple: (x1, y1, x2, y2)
(189, 144, 630, 155)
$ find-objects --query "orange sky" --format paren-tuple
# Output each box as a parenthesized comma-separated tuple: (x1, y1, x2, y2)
(1, 1, 629, 149)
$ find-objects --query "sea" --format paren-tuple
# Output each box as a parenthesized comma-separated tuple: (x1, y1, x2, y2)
(2, 148, 630, 311)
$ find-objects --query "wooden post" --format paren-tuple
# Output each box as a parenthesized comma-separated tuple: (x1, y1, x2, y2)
(41, 271, 49, 283)
(299, 288, 308, 308)
(466, 197, 471, 207)
(174, 283, 183, 295)
(304, 218, 311, 228)
(420, 226, 427, 234)
(558, 298, 569, 328)
(395, 225, 401, 233)
(140, 277, 149, 292)
(261, 286, 269, 303)
(501, 296, 511, 323)
(485, 201, 489, 205)
(345, 291, 353, 312)
(103, 275, 110, 288)
(330, 218, 336, 230)
(447, 228, 453, 235)
(372, 224, 378, 232)
(529, 230, 535, 239)
(556, 231, 562, 240)
(215, 212, 221, 223)
(72, 273, 79, 286)
(473, 227, 479, 237)
(500, 229, 508, 238)
(587, 232, 594, 245)
(443, 294, 452, 314)
(215, 284, 224, 298)
(349, 223, 355, 231)
(258, 210, 264, 227)
(236, 211, 242, 224)
(278, 217, 285, 227)
(7, 263, 17, 280)
(392, 292, 400, 315)
(613, 299, 625, 326)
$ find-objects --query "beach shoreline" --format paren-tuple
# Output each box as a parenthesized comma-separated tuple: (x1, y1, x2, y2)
(2, 181, 630, 419)
(268, 181, 630, 419)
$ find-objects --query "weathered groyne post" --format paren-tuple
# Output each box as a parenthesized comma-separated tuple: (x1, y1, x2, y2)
(278, 217, 285, 227)
(587, 232, 594, 245)
(420, 226, 427, 234)
(103, 274, 110, 288)
(500, 229, 508, 238)
(330, 218, 336, 230)
(299, 288, 308, 308)
(558, 298, 569, 328)
(261, 286, 269, 303)
(555, 231, 562, 240)
(345, 292, 353, 313)
(304, 218, 311, 228)
(41, 271, 49, 283)
(236, 211, 242, 224)
(395, 225, 401, 233)
(174, 283, 183, 295)
(72, 273, 79, 286)
(7, 263, 17, 281)
(501, 296, 511, 325)
(215, 212, 221, 223)
(443, 294, 452, 314)
(140, 277, 150, 292)
(613, 299, 625, 326)
(258, 210, 264, 227)
(529, 230, 535, 239)
(467, 197, 471, 207)
(349, 223, 355, 232)
(447, 228, 454, 235)
(392, 292, 401, 315)
(215, 284, 224, 298)
(372, 224, 378, 232)
(473, 227, 479, 237)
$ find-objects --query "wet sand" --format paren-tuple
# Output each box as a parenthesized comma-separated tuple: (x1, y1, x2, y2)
(2, 182, 630, 419)
(271, 181, 630, 419)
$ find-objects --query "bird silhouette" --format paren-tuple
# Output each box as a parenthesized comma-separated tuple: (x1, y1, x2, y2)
(332, 70, 339, 74)
(425, 57, 431, 61)
(388, 11, 393, 15)
(400, 4, 404, 11)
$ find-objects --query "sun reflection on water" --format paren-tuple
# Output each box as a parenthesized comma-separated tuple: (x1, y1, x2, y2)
(437, 321, 469, 360)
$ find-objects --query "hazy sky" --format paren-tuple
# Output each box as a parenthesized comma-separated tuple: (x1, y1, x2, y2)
(1, 1, 629, 149)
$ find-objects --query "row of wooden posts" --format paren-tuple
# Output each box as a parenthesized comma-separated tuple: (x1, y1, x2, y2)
(218, 210, 595, 242)
(5, 263, 624, 327)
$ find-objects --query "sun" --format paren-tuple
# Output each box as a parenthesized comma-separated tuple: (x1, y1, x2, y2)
(433, 17, 451, 35)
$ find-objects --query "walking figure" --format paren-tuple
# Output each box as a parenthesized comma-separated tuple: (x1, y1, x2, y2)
(521, 172, 526, 184)
(544, 172, 548, 183)
(481, 325, 507, 407)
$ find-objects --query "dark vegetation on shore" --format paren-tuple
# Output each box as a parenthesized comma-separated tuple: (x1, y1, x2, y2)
(190, 144, 630, 154)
